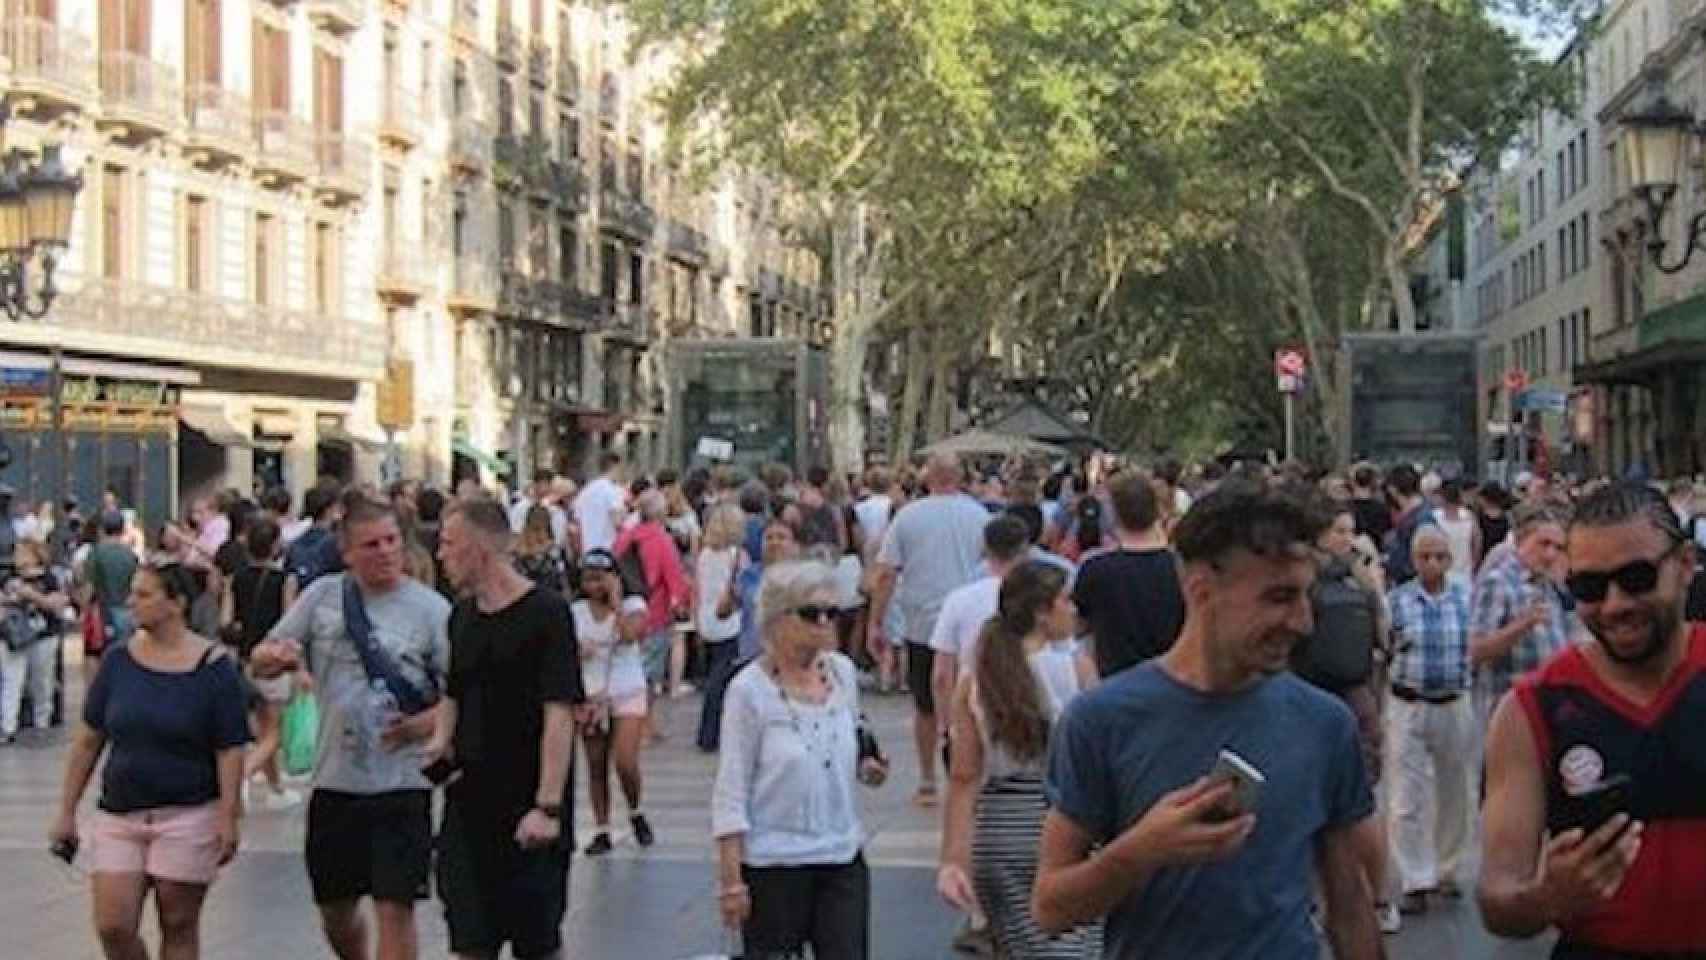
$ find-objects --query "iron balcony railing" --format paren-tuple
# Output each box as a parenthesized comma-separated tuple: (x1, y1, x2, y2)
(99, 50, 183, 131)
(184, 83, 253, 153)
(3, 17, 98, 107)
(254, 109, 316, 178)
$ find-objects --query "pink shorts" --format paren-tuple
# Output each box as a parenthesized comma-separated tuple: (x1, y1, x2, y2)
(610, 690, 647, 718)
(90, 802, 224, 885)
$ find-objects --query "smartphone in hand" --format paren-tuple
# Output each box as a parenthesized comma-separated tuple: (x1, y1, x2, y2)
(1559, 774, 1633, 836)
(1208, 748, 1266, 821)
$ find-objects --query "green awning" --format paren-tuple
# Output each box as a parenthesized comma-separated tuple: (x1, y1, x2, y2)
(451, 437, 511, 476)
(1639, 292, 1706, 350)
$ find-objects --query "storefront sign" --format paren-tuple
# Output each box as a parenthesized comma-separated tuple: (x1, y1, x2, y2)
(0, 368, 50, 396)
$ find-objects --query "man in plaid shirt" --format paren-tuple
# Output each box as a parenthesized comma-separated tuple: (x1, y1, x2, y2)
(1468, 505, 1573, 727)
(1386, 527, 1475, 915)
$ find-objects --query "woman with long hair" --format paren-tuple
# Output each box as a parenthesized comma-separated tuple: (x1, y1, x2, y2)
(514, 503, 569, 597)
(712, 558, 888, 959)
(939, 562, 1099, 959)
(694, 503, 747, 752)
(52, 563, 250, 960)
(574, 548, 653, 855)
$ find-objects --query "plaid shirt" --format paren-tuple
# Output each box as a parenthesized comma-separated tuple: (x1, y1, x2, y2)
(1387, 577, 1473, 695)
(1469, 550, 1573, 712)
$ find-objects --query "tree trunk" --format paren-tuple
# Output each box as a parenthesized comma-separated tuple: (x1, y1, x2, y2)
(891, 320, 931, 464)
(827, 200, 873, 471)
(924, 325, 958, 444)
(1386, 247, 1417, 335)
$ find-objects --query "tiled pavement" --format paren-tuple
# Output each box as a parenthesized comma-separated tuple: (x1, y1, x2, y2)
(0, 641, 1553, 958)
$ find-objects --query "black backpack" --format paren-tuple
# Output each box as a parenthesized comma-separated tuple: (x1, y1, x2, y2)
(1293, 561, 1380, 692)
(617, 538, 650, 601)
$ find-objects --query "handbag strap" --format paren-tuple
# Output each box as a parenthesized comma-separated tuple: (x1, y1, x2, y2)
(341, 576, 433, 713)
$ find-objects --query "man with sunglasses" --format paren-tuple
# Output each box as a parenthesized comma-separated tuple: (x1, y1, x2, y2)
(1479, 481, 1706, 955)
(1468, 504, 1573, 731)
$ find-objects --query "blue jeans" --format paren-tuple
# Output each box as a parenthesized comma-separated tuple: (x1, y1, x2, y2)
(696, 642, 743, 751)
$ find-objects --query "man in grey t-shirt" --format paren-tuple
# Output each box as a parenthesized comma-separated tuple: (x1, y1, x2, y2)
(868, 453, 989, 807)
(254, 499, 450, 960)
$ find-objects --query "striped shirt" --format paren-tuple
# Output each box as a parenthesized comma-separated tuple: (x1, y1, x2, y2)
(1468, 551, 1573, 714)
(1387, 578, 1472, 695)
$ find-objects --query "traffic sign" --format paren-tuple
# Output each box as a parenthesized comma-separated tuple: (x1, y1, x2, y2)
(1504, 368, 1529, 393)
(1275, 348, 1307, 378)
(1516, 388, 1567, 414)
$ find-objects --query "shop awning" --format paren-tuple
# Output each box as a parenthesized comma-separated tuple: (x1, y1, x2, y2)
(452, 437, 511, 476)
(178, 405, 253, 448)
(1575, 339, 1706, 387)
(318, 423, 385, 453)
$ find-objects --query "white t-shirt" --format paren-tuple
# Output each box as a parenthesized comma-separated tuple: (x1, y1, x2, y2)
(929, 574, 999, 668)
(573, 477, 626, 556)
(573, 596, 649, 698)
(853, 494, 893, 564)
(695, 547, 742, 642)
(509, 497, 569, 544)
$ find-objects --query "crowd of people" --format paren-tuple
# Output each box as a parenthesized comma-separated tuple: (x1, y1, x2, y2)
(5, 448, 1706, 959)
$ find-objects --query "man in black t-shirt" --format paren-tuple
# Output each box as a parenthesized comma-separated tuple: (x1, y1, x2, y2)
(430, 497, 584, 960)
(1072, 473, 1185, 677)
(1349, 463, 1392, 548)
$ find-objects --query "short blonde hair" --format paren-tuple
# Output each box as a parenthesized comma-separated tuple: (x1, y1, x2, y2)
(703, 503, 745, 551)
(757, 559, 839, 646)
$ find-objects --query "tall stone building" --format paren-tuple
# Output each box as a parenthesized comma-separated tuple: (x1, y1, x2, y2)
(0, 0, 825, 523)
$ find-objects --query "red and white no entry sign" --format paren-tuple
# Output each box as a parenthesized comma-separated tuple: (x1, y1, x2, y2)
(1275, 348, 1307, 378)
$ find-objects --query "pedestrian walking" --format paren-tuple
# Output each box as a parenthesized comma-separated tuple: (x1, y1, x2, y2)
(1385, 528, 1476, 916)
(1032, 481, 1382, 958)
(868, 453, 990, 808)
(695, 504, 747, 752)
(1468, 503, 1573, 730)
(939, 561, 1099, 959)
(221, 517, 298, 810)
(2, 540, 70, 743)
(250, 497, 450, 960)
(86, 510, 140, 649)
(514, 504, 572, 598)
(1071, 472, 1184, 678)
(1480, 482, 1705, 953)
(51, 562, 250, 960)
(429, 497, 583, 960)
(712, 558, 889, 960)
(572, 453, 629, 557)
(572, 548, 654, 854)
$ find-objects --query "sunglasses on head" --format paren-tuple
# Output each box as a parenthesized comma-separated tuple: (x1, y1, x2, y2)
(791, 605, 837, 624)
(1565, 543, 1682, 603)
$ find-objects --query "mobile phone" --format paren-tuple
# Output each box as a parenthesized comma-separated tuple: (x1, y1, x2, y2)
(1558, 773, 1632, 836)
(1209, 748, 1266, 820)
(857, 723, 885, 765)
(50, 837, 78, 864)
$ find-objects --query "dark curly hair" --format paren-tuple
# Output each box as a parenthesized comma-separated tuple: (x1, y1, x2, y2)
(1570, 482, 1686, 545)
(1172, 479, 1329, 567)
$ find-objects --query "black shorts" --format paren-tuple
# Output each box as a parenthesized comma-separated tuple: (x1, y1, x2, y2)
(436, 799, 569, 959)
(305, 789, 432, 905)
(907, 641, 936, 714)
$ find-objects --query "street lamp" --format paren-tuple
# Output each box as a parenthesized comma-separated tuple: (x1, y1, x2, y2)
(0, 98, 86, 533)
(1620, 90, 1706, 274)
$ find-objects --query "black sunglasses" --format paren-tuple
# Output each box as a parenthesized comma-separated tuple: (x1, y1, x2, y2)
(1566, 543, 1683, 603)
(791, 605, 837, 624)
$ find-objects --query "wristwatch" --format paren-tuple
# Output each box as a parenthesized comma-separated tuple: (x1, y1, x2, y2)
(534, 803, 563, 820)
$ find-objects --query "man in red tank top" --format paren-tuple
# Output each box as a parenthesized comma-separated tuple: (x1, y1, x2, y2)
(1479, 481, 1706, 958)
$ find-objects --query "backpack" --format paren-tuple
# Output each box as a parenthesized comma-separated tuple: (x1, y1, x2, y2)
(617, 537, 650, 601)
(285, 527, 339, 589)
(1292, 560, 1379, 692)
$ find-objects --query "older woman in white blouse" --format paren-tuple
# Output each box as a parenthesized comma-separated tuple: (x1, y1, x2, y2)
(712, 557, 889, 960)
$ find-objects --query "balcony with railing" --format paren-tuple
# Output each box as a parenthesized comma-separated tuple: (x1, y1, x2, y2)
(666, 220, 709, 264)
(557, 56, 579, 101)
(561, 287, 611, 327)
(550, 159, 589, 211)
(528, 42, 551, 87)
(98, 50, 182, 139)
(253, 109, 315, 183)
(377, 249, 430, 302)
(449, 116, 492, 174)
(498, 264, 536, 317)
(600, 187, 656, 240)
(607, 302, 652, 346)
(450, 259, 500, 313)
(496, 21, 521, 70)
(379, 88, 422, 148)
(183, 84, 253, 164)
(2, 17, 98, 114)
(53, 278, 384, 379)
(305, 0, 364, 33)
(314, 131, 370, 202)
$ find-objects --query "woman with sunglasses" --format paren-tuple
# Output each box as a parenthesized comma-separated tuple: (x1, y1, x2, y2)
(51, 563, 250, 960)
(574, 547, 654, 855)
(938, 561, 1099, 958)
(712, 557, 889, 959)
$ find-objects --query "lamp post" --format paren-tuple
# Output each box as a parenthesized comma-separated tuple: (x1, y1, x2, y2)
(1619, 89, 1706, 273)
(0, 100, 88, 523)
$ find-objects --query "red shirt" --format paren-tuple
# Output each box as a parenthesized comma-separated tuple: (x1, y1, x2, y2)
(1513, 625, 1706, 954)
(612, 521, 689, 633)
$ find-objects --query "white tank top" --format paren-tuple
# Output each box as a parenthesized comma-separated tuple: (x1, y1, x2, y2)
(1434, 509, 1477, 580)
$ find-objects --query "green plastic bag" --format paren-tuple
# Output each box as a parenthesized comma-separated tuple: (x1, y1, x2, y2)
(281, 692, 319, 777)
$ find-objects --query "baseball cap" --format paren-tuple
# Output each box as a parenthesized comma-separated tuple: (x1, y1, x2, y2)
(582, 548, 617, 573)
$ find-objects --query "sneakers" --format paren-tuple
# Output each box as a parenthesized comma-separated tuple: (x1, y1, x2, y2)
(1377, 901, 1402, 935)
(262, 787, 303, 811)
(583, 832, 613, 857)
(631, 813, 655, 848)
(951, 918, 995, 956)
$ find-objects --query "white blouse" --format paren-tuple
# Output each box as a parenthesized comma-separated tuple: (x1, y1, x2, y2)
(711, 652, 864, 868)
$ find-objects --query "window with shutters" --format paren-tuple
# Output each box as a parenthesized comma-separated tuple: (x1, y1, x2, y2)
(101, 165, 125, 280)
(186, 0, 221, 85)
(453, 194, 468, 258)
(315, 49, 344, 132)
(252, 20, 290, 112)
(529, 203, 549, 274)
(499, 79, 515, 137)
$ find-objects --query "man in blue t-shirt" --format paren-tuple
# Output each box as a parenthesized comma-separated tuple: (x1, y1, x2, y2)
(1035, 479, 1383, 959)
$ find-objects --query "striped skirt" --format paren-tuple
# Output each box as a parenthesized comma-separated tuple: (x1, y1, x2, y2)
(973, 774, 1102, 960)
